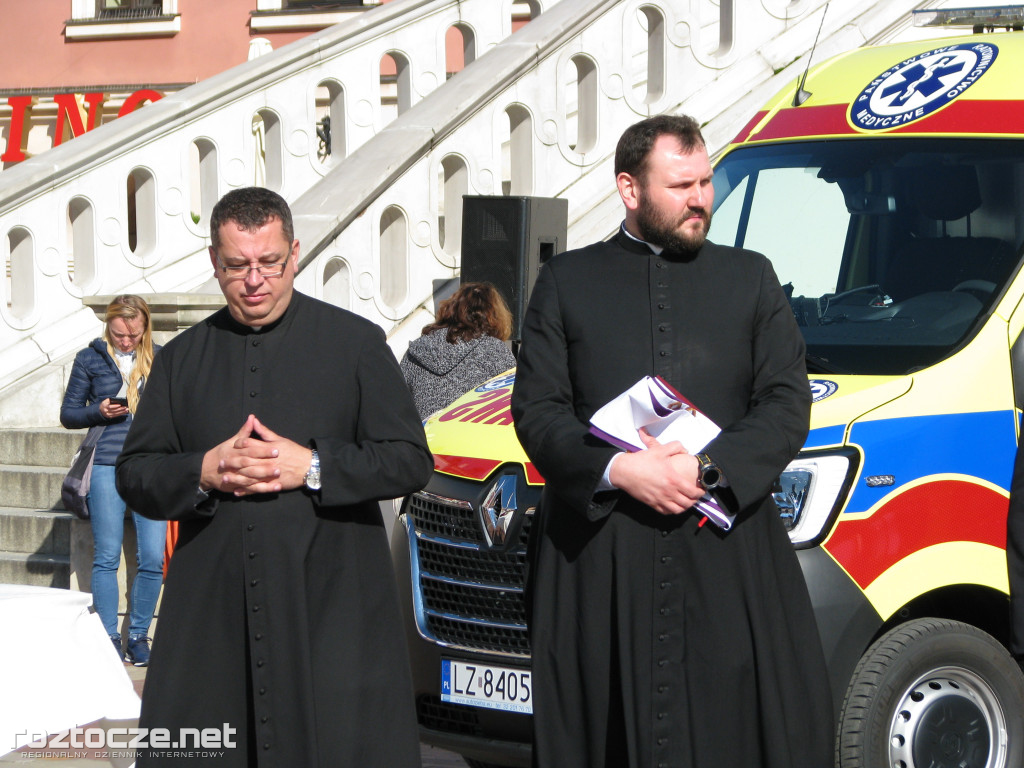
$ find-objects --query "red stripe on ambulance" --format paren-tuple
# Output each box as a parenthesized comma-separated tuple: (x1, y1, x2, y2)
(824, 479, 1006, 590)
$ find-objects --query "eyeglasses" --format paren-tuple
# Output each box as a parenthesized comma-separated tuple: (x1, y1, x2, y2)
(217, 258, 289, 279)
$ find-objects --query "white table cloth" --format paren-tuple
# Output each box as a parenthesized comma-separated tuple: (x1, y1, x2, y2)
(0, 585, 140, 757)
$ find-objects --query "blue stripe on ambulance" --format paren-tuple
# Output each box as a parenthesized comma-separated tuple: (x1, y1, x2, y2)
(843, 410, 1016, 513)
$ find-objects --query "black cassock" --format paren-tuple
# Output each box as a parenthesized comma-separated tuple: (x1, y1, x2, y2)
(117, 291, 433, 767)
(511, 231, 833, 768)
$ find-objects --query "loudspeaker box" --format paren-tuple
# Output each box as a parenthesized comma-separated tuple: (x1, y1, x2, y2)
(461, 195, 568, 341)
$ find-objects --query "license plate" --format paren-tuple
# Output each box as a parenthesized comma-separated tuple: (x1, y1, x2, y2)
(441, 658, 533, 714)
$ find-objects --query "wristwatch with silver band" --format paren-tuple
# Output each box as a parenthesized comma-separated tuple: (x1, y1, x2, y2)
(304, 448, 321, 491)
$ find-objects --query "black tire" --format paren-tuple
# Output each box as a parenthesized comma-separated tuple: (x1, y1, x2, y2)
(836, 618, 1024, 768)
(464, 760, 516, 768)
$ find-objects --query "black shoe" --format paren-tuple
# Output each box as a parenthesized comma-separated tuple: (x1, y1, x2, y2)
(125, 635, 152, 667)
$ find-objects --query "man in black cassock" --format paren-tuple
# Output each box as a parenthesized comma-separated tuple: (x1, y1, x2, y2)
(510, 115, 833, 768)
(116, 187, 433, 766)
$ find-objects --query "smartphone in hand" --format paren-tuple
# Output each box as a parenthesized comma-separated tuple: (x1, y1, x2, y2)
(109, 397, 129, 407)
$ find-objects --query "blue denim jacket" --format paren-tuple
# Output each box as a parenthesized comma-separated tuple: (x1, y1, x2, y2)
(60, 339, 156, 466)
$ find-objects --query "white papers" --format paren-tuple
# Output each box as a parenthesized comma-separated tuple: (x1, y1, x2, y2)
(589, 376, 719, 453)
(589, 376, 735, 530)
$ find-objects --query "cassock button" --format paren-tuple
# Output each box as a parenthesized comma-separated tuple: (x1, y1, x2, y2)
(658, 659, 668, 667)
(659, 608, 668, 616)
(250, 391, 257, 398)
(659, 324, 667, 332)
(658, 303, 666, 309)
(259, 687, 266, 695)
(260, 715, 269, 724)
(661, 555, 672, 563)
(656, 262, 665, 268)
(658, 685, 668, 693)
(660, 581, 670, 589)
(249, 552, 257, 559)
(255, 633, 263, 640)
(252, 339, 261, 347)
(263, 743, 270, 750)
(657, 712, 666, 720)
(253, 605, 260, 612)
(250, 579, 259, 587)
(257, 659, 265, 667)
(657, 737, 667, 745)
(247, 523, 255, 531)
(250, 365, 258, 372)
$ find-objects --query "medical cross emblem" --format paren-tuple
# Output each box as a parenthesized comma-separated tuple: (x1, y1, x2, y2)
(850, 43, 998, 131)
(879, 57, 965, 104)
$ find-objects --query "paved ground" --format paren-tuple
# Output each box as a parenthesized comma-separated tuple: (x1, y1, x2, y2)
(0, 663, 468, 767)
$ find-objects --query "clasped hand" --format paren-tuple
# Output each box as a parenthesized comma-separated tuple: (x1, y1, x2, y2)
(200, 414, 311, 496)
(608, 428, 704, 516)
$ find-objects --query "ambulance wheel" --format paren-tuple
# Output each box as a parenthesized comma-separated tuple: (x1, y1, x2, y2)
(836, 618, 1024, 768)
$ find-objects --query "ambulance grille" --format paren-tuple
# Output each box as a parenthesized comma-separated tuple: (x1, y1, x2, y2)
(406, 487, 534, 657)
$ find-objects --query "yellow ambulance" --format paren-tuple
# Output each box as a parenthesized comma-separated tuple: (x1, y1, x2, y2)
(393, 11, 1024, 768)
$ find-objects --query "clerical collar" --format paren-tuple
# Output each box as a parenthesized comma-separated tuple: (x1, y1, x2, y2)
(619, 222, 663, 255)
(224, 296, 295, 335)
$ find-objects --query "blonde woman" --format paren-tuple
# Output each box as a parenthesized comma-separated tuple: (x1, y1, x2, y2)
(60, 295, 165, 666)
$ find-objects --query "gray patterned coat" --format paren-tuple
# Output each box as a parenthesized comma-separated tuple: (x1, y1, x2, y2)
(400, 329, 515, 419)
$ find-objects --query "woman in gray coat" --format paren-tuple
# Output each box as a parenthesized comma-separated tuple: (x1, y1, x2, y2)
(401, 282, 516, 419)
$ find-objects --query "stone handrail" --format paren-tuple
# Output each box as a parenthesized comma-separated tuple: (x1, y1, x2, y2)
(0, 0, 927, 411)
(288, 0, 925, 352)
(0, 0, 544, 393)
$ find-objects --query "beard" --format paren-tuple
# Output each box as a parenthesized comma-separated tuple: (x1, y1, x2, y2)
(636, 189, 711, 256)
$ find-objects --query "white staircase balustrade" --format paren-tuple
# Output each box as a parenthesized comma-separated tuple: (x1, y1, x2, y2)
(0, 0, 548, 397)
(0, 0, 957, 423)
(289, 0, 928, 354)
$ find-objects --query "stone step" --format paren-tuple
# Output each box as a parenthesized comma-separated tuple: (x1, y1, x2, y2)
(0, 427, 85, 468)
(0, 464, 68, 511)
(0, 551, 70, 588)
(0, 507, 72, 555)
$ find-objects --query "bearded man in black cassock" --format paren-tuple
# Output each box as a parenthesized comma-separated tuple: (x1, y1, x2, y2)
(116, 187, 433, 767)
(510, 115, 833, 768)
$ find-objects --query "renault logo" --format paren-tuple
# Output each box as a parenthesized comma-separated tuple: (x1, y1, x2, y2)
(479, 474, 519, 550)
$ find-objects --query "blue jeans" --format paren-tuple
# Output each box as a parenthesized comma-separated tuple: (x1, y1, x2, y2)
(88, 464, 166, 638)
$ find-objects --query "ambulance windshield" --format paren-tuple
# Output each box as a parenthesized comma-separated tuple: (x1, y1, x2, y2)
(712, 138, 1024, 375)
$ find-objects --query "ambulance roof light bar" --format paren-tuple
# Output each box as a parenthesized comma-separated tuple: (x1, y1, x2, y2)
(913, 5, 1024, 32)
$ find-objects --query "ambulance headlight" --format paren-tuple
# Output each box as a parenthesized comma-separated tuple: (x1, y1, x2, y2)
(773, 449, 858, 547)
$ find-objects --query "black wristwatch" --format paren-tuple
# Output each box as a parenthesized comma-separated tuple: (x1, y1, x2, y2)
(695, 452, 723, 491)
